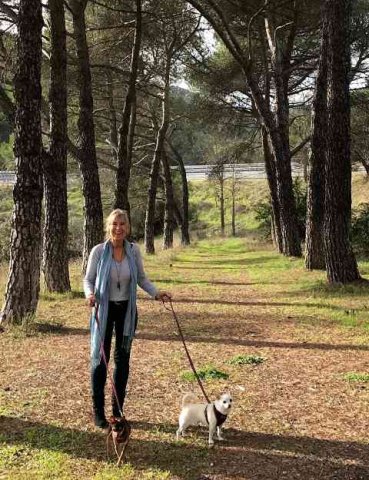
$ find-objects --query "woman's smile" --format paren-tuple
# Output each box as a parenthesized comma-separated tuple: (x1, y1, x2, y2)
(111, 219, 127, 241)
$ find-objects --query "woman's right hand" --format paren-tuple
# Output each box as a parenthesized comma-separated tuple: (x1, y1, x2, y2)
(87, 293, 96, 307)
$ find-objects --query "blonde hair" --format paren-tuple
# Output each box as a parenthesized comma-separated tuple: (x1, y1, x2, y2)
(105, 209, 130, 240)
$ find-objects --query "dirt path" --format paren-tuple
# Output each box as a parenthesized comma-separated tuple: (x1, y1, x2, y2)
(1, 246, 369, 479)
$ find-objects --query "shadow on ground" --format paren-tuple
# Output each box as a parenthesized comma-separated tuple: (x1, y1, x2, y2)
(136, 332, 369, 352)
(1, 415, 368, 480)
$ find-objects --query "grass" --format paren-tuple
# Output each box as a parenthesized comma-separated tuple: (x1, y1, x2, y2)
(1, 174, 369, 478)
(343, 372, 369, 383)
(227, 354, 265, 365)
(189, 179, 270, 238)
(1, 237, 369, 478)
(180, 365, 230, 382)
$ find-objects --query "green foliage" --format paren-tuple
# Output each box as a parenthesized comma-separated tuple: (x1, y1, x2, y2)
(0, 185, 13, 263)
(228, 354, 265, 365)
(343, 372, 369, 383)
(189, 178, 270, 238)
(351, 203, 369, 255)
(255, 178, 307, 240)
(0, 134, 14, 170)
(180, 364, 229, 381)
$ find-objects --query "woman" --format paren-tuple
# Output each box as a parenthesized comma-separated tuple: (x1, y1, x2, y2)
(84, 209, 170, 428)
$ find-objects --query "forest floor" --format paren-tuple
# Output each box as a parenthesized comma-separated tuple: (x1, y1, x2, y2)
(1, 237, 369, 480)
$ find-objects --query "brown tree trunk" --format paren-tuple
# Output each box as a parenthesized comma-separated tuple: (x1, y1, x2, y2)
(162, 149, 175, 249)
(262, 126, 283, 252)
(106, 68, 118, 165)
(0, 0, 43, 325)
(144, 62, 171, 254)
(70, 0, 103, 271)
(219, 168, 225, 237)
(305, 2, 328, 271)
(114, 0, 142, 216)
(359, 156, 369, 175)
(324, 0, 361, 283)
(167, 139, 190, 245)
(187, 0, 301, 256)
(43, 0, 71, 292)
(231, 167, 236, 237)
(252, 11, 301, 256)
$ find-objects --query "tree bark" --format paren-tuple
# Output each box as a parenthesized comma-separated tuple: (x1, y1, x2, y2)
(0, 0, 43, 325)
(305, 2, 328, 271)
(114, 0, 142, 216)
(262, 126, 283, 252)
(219, 170, 225, 237)
(144, 61, 171, 254)
(186, 0, 301, 256)
(43, 0, 71, 292)
(262, 11, 302, 257)
(70, 0, 104, 271)
(162, 149, 175, 249)
(324, 0, 361, 283)
(167, 139, 190, 245)
(106, 68, 118, 165)
(231, 166, 236, 237)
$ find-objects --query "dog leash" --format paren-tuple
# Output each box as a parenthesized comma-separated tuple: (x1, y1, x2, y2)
(93, 303, 124, 418)
(162, 298, 211, 404)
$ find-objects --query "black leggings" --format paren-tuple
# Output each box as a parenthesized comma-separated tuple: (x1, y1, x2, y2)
(91, 301, 131, 417)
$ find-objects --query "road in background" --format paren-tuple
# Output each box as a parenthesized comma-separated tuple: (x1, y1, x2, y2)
(1, 163, 366, 184)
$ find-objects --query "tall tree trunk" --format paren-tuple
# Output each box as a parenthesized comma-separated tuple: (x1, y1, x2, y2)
(231, 166, 236, 237)
(106, 68, 118, 165)
(144, 61, 171, 254)
(262, 126, 283, 252)
(324, 0, 361, 283)
(162, 149, 175, 249)
(187, 0, 301, 256)
(263, 13, 301, 257)
(0, 0, 43, 325)
(305, 2, 328, 271)
(114, 0, 142, 216)
(70, 0, 103, 271)
(43, 0, 71, 292)
(167, 139, 190, 245)
(219, 170, 225, 237)
(243, 51, 301, 255)
(360, 158, 369, 175)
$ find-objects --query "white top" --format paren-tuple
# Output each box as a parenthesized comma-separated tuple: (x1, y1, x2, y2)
(83, 242, 158, 301)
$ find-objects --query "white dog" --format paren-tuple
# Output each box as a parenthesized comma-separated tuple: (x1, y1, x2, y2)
(176, 392, 232, 446)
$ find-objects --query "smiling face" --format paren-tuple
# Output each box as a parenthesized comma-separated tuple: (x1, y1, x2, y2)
(106, 211, 130, 244)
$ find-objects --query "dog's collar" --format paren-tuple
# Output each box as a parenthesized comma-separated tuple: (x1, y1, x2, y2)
(204, 404, 228, 427)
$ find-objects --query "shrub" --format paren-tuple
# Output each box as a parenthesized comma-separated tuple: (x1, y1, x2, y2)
(351, 203, 369, 255)
(254, 178, 306, 240)
(0, 218, 11, 263)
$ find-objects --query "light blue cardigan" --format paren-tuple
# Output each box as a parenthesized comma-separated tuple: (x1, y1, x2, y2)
(84, 240, 157, 367)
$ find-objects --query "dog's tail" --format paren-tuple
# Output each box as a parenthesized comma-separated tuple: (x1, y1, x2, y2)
(181, 393, 198, 407)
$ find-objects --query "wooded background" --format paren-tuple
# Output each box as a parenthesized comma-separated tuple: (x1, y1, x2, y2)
(1, 0, 369, 325)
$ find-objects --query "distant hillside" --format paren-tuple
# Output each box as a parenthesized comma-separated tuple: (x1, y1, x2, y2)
(0, 172, 368, 261)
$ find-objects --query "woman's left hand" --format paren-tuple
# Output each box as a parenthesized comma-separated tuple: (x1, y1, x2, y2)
(155, 291, 172, 302)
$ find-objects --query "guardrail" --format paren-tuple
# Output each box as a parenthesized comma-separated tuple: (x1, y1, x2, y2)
(181, 162, 304, 180)
(1, 164, 366, 184)
(0, 171, 16, 184)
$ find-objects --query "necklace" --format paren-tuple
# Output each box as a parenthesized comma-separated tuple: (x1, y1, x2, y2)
(113, 246, 124, 290)
(113, 259, 121, 290)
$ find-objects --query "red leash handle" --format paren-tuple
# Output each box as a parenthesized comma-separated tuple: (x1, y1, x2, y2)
(162, 298, 210, 404)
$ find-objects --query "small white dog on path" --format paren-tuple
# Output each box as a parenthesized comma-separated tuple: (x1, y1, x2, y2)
(176, 392, 232, 446)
